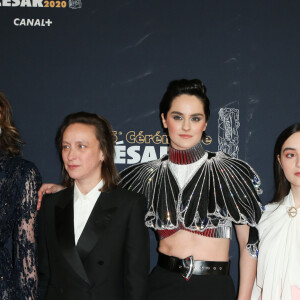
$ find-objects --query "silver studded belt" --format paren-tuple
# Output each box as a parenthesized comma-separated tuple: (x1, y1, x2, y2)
(158, 252, 230, 281)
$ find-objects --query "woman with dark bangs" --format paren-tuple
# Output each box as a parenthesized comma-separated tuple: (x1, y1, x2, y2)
(252, 123, 300, 300)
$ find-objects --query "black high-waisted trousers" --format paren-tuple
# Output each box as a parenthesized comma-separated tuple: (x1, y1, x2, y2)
(147, 265, 236, 300)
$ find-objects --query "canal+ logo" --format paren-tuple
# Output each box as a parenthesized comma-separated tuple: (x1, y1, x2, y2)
(0, 0, 82, 9)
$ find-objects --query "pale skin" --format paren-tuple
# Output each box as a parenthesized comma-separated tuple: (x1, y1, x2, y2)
(277, 131, 300, 208)
(38, 95, 257, 299)
(61, 123, 104, 194)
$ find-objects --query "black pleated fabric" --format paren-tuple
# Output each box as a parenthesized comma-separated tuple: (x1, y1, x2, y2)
(120, 147, 263, 254)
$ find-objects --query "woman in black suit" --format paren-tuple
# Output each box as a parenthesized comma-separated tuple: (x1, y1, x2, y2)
(38, 112, 149, 300)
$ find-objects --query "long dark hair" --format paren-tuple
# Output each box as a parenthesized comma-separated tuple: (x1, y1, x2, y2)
(0, 91, 24, 156)
(56, 112, 119, 192)
(272, 123, 300, 203)
(159, 79, 210, 139)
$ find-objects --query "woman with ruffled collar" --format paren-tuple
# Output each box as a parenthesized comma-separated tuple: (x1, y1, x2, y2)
(38, 79, 263, 300)
(120, 79, 262, 300)
(251, 124, 300, 300)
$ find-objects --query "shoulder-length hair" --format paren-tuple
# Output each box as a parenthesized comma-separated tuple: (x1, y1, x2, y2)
(0, 91, 24, 157)
(56, 111, 119, 192)
(272, 123, 300, 203)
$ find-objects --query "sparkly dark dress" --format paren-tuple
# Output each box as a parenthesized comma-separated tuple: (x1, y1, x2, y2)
(0, 153, 41, 300)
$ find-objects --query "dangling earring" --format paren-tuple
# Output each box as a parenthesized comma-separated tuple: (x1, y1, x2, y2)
(0, 127, 2, 135)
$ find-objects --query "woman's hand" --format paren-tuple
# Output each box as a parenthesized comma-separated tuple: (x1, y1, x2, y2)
(37, 183, 65, 210)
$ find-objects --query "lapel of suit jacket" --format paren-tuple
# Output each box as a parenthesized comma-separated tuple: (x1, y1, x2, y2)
(76, 189, 119, 263)
(55, 187, 90, 285)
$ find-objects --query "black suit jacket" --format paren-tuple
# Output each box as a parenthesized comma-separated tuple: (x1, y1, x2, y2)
(38, 186, 149, 300)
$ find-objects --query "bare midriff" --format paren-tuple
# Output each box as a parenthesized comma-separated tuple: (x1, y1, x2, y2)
(158, 230, 230, 261)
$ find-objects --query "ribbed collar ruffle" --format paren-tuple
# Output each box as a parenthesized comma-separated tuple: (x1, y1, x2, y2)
(168, 142, 206, 165)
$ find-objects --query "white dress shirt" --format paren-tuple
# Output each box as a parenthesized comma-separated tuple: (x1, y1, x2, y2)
(251, 190, 300, 300)
(168, 153, 208, 189)
(73, 180, 103, 244)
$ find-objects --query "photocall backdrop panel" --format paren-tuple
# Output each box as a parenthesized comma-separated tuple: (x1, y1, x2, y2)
(1, 0, 300, 290)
